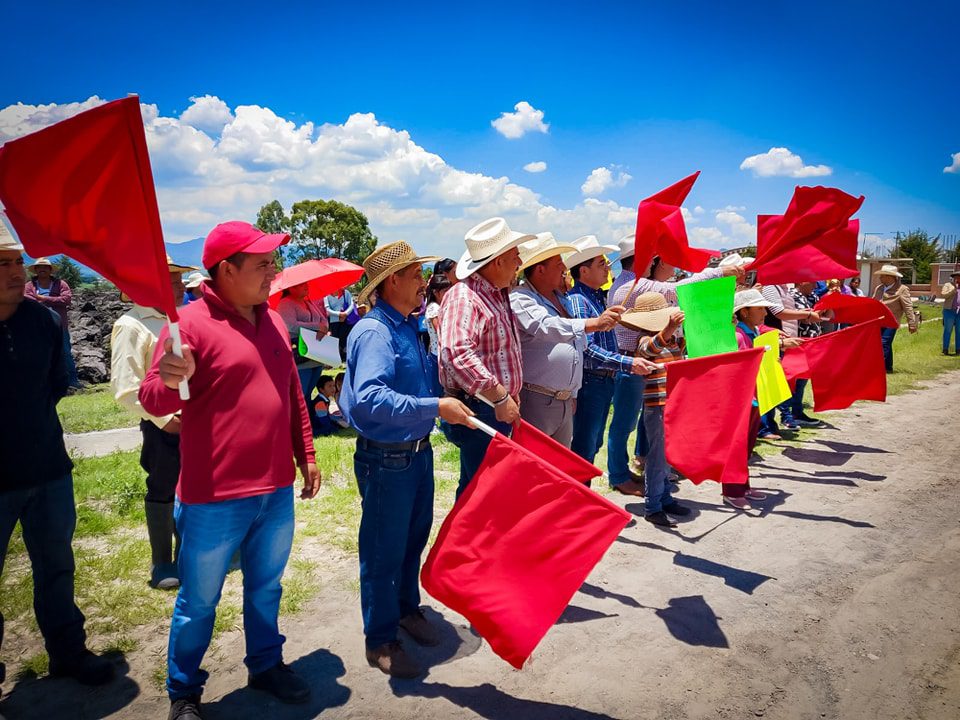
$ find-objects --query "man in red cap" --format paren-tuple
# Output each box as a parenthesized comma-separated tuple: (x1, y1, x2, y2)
(140, 221, 321, 720)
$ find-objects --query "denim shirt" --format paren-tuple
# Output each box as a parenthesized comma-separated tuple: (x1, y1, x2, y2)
(339, 300, 440, 442)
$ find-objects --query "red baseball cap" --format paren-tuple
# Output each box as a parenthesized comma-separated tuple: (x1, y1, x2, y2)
(202, 221, 290, 269)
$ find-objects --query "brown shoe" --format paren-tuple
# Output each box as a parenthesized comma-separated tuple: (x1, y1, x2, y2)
(613, 478, 645, 497)
(365, 641, 422, 679)
(399, 609, 441, 647)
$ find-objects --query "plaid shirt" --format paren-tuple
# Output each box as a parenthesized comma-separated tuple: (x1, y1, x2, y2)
(566, 282, 634, 373)
(791, 288, 822, 338)
(636, 333, 685, 407)
(439, 273, 523, 397)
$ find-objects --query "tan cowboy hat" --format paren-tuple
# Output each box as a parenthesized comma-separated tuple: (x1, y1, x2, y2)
(564, 235, 618, 269)
(357, 240, 440, 305)
(733, 288, 775, 314)
(619, 292, 676, 332)
(873, 264, 903, 278)
(121, 255, 198, 302)
(616, 233, 636, 261)
(0, 219, 23, 252)
(28, 257, 54, 271)
(518, 232, 578, 272)
(456, 217, 535, 280)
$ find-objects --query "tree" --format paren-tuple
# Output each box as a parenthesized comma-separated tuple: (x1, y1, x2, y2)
(288, 199, 377, 265)
(896, 229, 943, 284)
(56, 256, 84, 287)
(255, 200, 290, 235)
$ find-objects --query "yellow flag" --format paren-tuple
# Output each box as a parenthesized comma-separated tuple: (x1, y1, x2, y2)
(753, 330, 792, 414)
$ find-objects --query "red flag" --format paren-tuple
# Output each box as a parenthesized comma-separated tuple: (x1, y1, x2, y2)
(749, 186, 864, 286)
(781, 346, 810, 391)
(633, 171, 720, 275)
(511, 419, 602, 483)
(421, 433, 629, 669)
(0, 97, 177, 320)
(799, 319, 887, 411)
(664, 348, 765, 485)
(813, 292, 898, 329)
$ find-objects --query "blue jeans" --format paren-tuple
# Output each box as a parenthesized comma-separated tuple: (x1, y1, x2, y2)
(354, 441, 434, 649)
(446, 398, 512, 497)
(642, 406, 673, 514)
(759, 409, 779, 436)
(0, 476, 87, 665)
(167, 485, 295, 700)
(607, 372, 646, 487)
(789, 378, 809, 418)
(880, 327, 897, 372)
(570, 372, 615, 464)
(943, 309, 959, 353)
(297, 365, 323, 404)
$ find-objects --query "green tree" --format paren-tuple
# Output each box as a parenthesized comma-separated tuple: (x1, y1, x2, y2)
(896, 229, 943, 284)
(55, 256, 84, 287)
(255, 200, 290, 235)
(288, 199, 377, 265)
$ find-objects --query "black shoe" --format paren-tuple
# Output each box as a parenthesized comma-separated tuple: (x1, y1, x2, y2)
(662, 502, 692, 517)
(644, 511, 677, 528)
(48, 649, 114, 686)
(168, 695, 202, 720)
(248, 662, 310, 704)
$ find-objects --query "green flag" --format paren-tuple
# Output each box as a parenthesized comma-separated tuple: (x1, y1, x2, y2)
(675, 275, 738, 359)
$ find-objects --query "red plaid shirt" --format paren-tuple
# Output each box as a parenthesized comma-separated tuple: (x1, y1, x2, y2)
(438, 273, 523, 396)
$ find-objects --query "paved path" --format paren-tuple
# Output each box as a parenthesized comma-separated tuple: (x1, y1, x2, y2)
(64, 426, 140, 457)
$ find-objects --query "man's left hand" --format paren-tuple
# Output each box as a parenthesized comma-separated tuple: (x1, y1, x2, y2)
(299, 462, 321, 499)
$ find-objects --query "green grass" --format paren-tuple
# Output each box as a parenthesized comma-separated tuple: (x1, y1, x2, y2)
(57, 383, 137, 433)
(885, 303, 960, 396)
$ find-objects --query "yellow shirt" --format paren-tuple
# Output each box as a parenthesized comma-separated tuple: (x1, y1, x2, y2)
(110, 305, 175, 428)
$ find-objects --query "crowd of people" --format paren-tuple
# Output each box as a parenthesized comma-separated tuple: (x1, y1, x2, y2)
(0, 214, 951, 720)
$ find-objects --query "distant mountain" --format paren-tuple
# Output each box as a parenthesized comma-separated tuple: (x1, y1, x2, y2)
(166, 237, 205, 269)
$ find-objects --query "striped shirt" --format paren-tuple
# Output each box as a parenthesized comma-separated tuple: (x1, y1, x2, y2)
(636, 333, 685, 407)
(566, 282, 634, 373)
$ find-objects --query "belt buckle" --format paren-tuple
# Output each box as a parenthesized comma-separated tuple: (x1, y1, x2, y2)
(556, 389, 572, 401)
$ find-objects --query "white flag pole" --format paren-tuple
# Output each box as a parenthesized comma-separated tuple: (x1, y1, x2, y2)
(466, 415, 497, 438)
(167, 319, 190, 401)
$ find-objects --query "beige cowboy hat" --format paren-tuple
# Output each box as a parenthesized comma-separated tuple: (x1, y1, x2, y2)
(733, 288, 775, 314)
(873, 264, 903, 278)
(0, 219, 24, 252)
(357, 240, 439, 305)
(28, 256, 54, 271)
(616, 233, 636, 261)
(456, 217, 535, 280)
(619, 292, 676, 332)
(518, 232, 578, 272)
(564, 235, 618, 269)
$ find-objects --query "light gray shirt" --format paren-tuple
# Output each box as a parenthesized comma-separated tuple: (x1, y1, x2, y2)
(760, 284, 799, 338)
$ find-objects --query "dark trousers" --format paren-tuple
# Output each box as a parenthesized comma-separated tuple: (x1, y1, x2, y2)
(330, 322, 353, 362)
(140, 420, 181, 503)
(571, 372, 615, 464)
(880, 327, 897, 372)
(0, 475, 87, 668)
(445, 397, 513, 498)
(722, 407, 761, 498)
(354, 440, 434, 648)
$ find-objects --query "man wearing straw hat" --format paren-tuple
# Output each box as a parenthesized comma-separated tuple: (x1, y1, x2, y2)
(510, 232, 625, 447)
(0, 224, 115, 691)
(110, 255, 196, 591)
(24, 255, 81, 389)
(140, 221, 320, 718)
(339, 241, 473, 679)
(872, 263, 917, 371)
(439, 217, 534, 495)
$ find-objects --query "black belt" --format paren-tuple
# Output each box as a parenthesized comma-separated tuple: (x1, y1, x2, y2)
(357, 435, 431, 453)
(583, 368, 616, 379)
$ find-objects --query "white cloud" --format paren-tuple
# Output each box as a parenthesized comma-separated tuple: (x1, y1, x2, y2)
(491, 101, 549, 139)
(693, 205, 705, 215)
(714, 209, 756, 242)
(944, 152, 960, 174)
(740, 147, 832, 178)
(581, 167, 633, 197)
(179, 95, 234, 136)
(0, 96, 106, 143)
(523, 161, 547, 173)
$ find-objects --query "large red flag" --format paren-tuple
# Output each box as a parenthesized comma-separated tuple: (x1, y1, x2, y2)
(664, 348, 765, 486)
(0, 97, 177, 320)
(633, 171, 720, 275)
(421, 432, 630, 669)
(749, 186, 864, 286)
(800, 319, 887, 411)
(781, 346, 810, 391)
(813, 292, 898, 329)
(511, 419, 602, 483)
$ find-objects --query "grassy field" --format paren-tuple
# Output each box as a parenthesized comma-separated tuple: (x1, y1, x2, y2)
(57, 383, 136, 433)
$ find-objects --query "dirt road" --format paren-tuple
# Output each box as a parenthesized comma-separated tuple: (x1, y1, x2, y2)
(3, 373, 959, 720)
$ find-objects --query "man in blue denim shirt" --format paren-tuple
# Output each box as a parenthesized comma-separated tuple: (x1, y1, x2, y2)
(340, 241, 473, 679)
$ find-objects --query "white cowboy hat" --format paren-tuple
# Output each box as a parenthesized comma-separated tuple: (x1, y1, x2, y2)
(0, 220, 23, 252)
(357, 240, 440, 305)
(184, 271, 207, 289)
(733, 288, 775, 314)
(719, 252, 751, 268)
(616, 233, 636, 261)
(456, 217, 535, 280)
(873, 264, 903, 278)
(564, 235, 619, 269)
(518, 232, 578, 272)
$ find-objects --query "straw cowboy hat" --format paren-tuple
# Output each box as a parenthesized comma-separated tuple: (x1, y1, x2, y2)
(616, 233, 636, 261)
(183, 271, 207, 289)
(518, 232, 578, 272)
(733, 288, 775, 314)
(456, 217, 535, 280)
(28, 257, 54, 271)
(121, 255, 198, 302)
(564, 235, 618, 269)
(619, 292, 676, 332)
(873, 264, 903, 278)
(0, 221, 23, 252)
(357, 240, 439, 305)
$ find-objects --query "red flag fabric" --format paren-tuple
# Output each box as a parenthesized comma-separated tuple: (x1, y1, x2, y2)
(799, 319, 887, 411)
(511, 419, 602, 483)
(633, 171, 720, 275)
(664, 348, 765, 486)
(421, 432, 630, 669)
(0, 97, 177, 320)
(813, 292, 898, 329)
(781, 346, 810, 391)
(749, 186, 864, 286)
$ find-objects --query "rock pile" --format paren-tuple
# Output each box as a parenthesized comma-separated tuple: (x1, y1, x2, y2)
(67, 287, 131, 384)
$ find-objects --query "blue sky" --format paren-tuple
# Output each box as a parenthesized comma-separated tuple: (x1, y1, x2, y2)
(2, 1, 958, 259)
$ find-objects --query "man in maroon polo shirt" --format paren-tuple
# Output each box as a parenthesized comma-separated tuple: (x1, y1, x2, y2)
(140, 221, 321, 720)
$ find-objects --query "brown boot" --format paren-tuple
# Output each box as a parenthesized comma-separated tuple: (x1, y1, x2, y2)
(365, 641, 422, 679)
(613, 478, 645, 497)
(400, 609, 440, 647)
